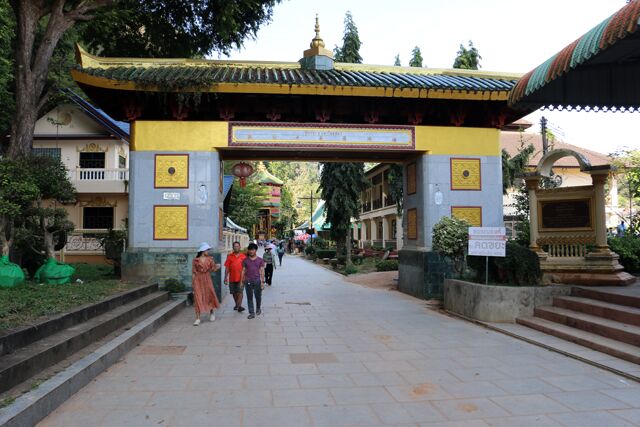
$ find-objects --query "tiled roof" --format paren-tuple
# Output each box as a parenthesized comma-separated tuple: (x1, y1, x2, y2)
(80, 64, 517, 93)
(500, 131, 611, 167)
(510, 0, 640, 105)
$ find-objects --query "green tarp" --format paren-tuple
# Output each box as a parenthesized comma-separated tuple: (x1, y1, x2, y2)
(0, 255, 25, 288)
(34, 258, 75, 285)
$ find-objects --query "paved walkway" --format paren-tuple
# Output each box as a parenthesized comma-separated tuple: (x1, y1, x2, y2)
(40, 254, 640, 427)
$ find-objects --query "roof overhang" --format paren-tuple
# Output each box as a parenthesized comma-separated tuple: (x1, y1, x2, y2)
(509, 1, 640, 111)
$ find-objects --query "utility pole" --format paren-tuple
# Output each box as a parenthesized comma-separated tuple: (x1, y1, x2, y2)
(540, 116, 548, 154)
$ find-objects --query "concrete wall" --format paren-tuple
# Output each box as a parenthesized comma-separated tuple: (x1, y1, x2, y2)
(443, 279, 571, 323)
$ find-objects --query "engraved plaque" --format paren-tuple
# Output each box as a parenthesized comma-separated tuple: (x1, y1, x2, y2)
(407, 208, 418, 240)
(407, 163, 417, 195)
(540, 199, 592, 230)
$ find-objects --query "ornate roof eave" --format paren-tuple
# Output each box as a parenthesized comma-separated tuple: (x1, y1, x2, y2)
(509, 0, 640, 107)
(72, 45, 520, 102)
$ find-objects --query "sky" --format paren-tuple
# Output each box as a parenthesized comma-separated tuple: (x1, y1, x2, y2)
(224, 0, 640, 155)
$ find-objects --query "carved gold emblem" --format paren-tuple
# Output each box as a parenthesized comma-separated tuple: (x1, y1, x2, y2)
(451, 206, 482, 227)
(154, 206, 188, 240)
(450, 158, 481, 190)
(155, 154, 189, 188)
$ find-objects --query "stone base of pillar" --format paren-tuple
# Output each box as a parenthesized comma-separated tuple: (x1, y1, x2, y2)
(540, 251, 635, 286)
(122, 249, 225, 300)
(398, 248, 454, 299)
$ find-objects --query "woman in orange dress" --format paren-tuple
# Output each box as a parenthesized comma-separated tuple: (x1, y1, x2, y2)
(192, 242, 221, 326)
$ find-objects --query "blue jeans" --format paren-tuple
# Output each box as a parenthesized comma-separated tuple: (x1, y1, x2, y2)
(245, 280, 262, 314)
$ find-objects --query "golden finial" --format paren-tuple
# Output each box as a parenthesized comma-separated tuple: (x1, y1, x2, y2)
(310, 14, 325, 49)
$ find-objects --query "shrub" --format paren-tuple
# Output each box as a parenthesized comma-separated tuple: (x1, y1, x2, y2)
(316, 249, 337, 259)
(344, 263, 358, 275)
(304, 246, 316, 255)
(468, 241, 541, 286)
(376, 260, 398, 271)
(609, 235, 640, 272)
(432, 216, 470, 274)
(164, 278, 186, 293)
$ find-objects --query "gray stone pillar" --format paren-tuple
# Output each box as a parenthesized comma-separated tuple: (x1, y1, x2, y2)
(591, 171, 610, 251)
(123, 149, 225, 299)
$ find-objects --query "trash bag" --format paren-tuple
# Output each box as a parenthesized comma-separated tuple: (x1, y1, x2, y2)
(34, 258, 75, 285)
(0, 255, 25, 288)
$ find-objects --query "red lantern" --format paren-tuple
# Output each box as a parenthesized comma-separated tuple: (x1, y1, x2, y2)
(231, 162, 254, 188)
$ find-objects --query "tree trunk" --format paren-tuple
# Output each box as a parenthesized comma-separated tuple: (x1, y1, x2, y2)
(345, 229, 352, 265)
(42, 216, 55, 259)
(8, 1, 77, 157)
(0, 216, 12, 257)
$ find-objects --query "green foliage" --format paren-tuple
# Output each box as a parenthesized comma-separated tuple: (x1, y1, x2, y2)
(316, 249, 337, 259)
(0, 159, 39, 220)
(82, 1, 282, 58)
(333, 11, 362, 64)
(0, 0, 14, 134)
(99, 224, 127, 276)
(453, 40, 482, 70)
(409, 46, 423, 67)
(502, 143, 535, 194)
(468, 241, 541, 286)
(608, 235, 640, 272)
(164, 278, 186, 293)
(304, 246, 316, 255)
(319, 162, 369, 255)
(432, 216, 470, 274)
(393, 54, 401, 66)
(610, 149, 640, 233)
(375, 260, 398, 271)
(344, 263, 359, 275)
(228, 179, 266, 238)
(264, 161, 319, 227)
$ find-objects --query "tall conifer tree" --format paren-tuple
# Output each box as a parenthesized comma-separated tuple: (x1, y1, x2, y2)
(323, 11, 367, 265)
(409, 46, 423, 67)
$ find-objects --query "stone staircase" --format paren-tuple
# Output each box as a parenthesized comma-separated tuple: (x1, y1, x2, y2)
(0, 283, 175, 395)
(516, 286, 640, 365)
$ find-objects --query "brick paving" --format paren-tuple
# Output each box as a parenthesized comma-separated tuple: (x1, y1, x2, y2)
(39, 254, 640, 427)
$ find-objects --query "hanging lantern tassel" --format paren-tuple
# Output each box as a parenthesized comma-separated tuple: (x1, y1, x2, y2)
(231, 162, 254, 189)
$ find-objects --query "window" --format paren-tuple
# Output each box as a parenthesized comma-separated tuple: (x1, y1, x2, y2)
(83, 207, 114, 229)
(79, 152, 105, 169)
(118, 155, 126, 169)
(391, 219, 397, 239)
(32, 147, 61, 159)
(377, 221, 384, 240)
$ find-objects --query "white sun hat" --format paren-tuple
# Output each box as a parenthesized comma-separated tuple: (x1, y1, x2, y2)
(198, 242, 212, 252)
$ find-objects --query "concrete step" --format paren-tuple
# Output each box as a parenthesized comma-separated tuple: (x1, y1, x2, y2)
(534, 305, 640, 347)
(553, 296, 640, 326)
(0, 298, 185, 427)
(571, 287, 640, 309)
(0, 283, 158, 356)
(516, 316, 640, 365)
(0, 290, 169, 394)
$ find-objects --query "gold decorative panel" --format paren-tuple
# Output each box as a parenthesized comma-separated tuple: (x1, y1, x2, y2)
(407, 208, 418, 240)
(450, 158, 481, 190)
(451, 206, 482, 227)
(407, 163, 417, 195)
(154, 154, 189, 188)
(154, 205, 188, 240)
(77, 142, 107, 152)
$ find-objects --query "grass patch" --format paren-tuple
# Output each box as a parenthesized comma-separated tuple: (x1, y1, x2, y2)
(0, 263, 136, 333)
(0, 396, 16, 408)
(335, 257, 380, 275)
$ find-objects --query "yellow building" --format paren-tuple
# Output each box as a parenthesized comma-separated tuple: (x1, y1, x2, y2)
(33, 94, 130, 264)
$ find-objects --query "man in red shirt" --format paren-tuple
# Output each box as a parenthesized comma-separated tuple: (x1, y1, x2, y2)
(224, 241, 246, 312)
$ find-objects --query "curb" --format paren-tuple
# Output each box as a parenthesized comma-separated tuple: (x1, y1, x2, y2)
(0, 298, 185, 427)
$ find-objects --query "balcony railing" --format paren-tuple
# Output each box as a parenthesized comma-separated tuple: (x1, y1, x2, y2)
(372, 199, 383, 210)
(64, 229, 109, 253)
(69, 168, 129, 181)
(361, 202, 371, 213)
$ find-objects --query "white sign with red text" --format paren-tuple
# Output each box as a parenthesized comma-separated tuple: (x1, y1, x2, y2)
(468, 227, 506, 257)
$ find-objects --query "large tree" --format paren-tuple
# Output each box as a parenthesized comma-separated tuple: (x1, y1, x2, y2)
(4, 0, 281, 158)
(409, 46, 423, 67)
(333, 11, 362, 63)
(324, 11, 367, 264)
(393, 54, 401, 66)
(319, 163, 369, 264)
(453, 40, 482, 70)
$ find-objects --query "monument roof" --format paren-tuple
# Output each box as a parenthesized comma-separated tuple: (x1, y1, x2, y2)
(72, 45, 520, 101)
(253, 162, 284, 186)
